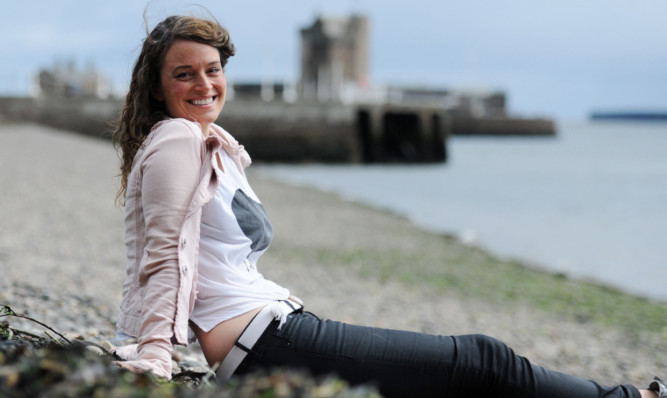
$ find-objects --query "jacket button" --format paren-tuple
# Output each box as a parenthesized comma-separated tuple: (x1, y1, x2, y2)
(183, 266, 188, 275)
(181, 238, 187, 247)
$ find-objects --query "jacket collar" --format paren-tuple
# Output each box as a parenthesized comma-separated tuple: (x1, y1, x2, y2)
(207, 123, 252, 170)
(151, 118, 252, 170)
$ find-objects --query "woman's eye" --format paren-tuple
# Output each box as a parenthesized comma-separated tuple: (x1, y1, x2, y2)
(175, 72, 192, 79)
(208, 67, 221, 74)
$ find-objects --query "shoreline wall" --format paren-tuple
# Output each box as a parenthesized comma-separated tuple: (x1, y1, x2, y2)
(451, 116, 556, 136)
(0, 96, 121, 140)
(0, 97, 450, 163)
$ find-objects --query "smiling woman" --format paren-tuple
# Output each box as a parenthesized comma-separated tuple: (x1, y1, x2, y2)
(112, 14, 236, 203)
(109, 13, 664, 398)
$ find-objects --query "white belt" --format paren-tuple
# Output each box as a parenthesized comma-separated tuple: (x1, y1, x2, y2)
(216, 299, 302, 382)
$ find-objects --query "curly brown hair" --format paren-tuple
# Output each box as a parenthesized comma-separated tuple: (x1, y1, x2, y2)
(112, 14, 235, 204)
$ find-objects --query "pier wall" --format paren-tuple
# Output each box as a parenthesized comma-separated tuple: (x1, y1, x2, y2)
(451, 116, 556, 136)
(219, 100, 360, 162)
(0, 97, 449, 163)
(221, 100, 449, 163)
(0, 96, 121, 139)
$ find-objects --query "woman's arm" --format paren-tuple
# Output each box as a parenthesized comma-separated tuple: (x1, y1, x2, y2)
(118, 121, 204, 378)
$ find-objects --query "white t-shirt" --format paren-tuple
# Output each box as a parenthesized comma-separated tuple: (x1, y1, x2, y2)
(189, 148, 290, 332)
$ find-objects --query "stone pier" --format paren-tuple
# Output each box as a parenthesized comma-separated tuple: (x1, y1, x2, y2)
(0, 97, 450, 164)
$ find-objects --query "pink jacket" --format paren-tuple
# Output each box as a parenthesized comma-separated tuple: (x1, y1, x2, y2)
(114, 118, 251, 379)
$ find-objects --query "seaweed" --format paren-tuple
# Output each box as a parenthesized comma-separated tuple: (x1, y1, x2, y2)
(0, 304, 380, 397)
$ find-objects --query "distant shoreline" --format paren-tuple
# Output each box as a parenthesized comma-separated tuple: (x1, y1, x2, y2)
(590, 111, 667, 121)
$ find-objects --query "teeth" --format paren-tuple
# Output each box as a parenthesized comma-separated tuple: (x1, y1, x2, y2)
(191, 97, 214, 105)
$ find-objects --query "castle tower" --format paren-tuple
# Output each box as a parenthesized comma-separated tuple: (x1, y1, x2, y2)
(299, 15, 369, 102)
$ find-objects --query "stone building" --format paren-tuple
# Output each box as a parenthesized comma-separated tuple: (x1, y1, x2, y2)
(295, 14, 511, 120)
(299, 15, 369, 102)
(34, 60, 111, 98)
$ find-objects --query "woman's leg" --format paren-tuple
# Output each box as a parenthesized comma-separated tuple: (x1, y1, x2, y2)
(233, 311, 641, 398)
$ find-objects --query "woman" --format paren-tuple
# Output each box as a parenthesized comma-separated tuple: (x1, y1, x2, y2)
(112, 14, 665, 398)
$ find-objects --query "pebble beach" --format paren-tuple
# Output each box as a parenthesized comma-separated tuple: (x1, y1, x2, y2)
(1, 122, 665, 389)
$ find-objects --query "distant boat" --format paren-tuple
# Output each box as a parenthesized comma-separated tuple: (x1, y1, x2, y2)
(590, 111, 667, 121)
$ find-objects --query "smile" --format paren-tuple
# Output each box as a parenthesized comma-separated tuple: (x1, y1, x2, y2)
(189, 96, 216, 106)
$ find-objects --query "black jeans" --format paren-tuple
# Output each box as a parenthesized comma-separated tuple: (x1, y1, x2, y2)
(234, 311, 640, 398)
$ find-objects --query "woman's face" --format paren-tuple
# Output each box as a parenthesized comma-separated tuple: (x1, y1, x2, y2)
(157, 39, 226, 136)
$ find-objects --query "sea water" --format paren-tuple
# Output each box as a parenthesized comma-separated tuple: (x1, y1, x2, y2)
(256, 121, 667, 301)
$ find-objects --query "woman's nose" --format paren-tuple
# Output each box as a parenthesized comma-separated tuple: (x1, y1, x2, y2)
(194, 73, 212, 90)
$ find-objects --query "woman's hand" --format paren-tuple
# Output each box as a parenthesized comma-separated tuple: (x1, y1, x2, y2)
(113, 343, 173, 379)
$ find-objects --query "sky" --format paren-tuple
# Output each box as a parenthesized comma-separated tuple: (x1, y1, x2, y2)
(1, 0, 666, 121)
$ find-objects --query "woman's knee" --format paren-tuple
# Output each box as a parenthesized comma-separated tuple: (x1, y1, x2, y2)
(455, 334, 517, 368)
